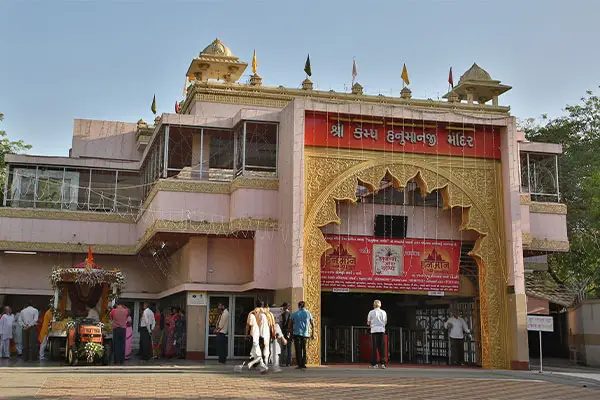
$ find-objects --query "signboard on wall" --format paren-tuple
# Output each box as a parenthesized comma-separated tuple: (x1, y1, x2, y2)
(187, 292, 207, 306)
(526, 315, 554, 332)
(321, 235, 461, 292)
(304, 112, 501, 159)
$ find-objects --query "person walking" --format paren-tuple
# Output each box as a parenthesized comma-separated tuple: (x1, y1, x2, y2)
(444, 308, 470, 366)
(214, 303, 229, 364)
(288, 301, 314, 370)
(20, 301, 39, 362)
(367, 300, 388, 369)
(280, 302, 292, 366)
(110, 302, 129, 364)
(38, 305, 53, 361)
(139, 302, 155, 361)
(0, 306, 14, 358)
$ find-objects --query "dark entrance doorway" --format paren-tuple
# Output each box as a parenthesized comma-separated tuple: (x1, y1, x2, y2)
(321, 292, 479, 366)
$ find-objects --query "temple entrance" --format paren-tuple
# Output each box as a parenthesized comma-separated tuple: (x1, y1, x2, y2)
(321, 284, 480, 366)
(318, 174, 481, 365)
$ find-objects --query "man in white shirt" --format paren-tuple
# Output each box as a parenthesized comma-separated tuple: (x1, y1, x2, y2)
(139, 302, 155, 361)
(214, 303, 229, 364)
(20, 301, 39, 361)
(367, 300, 387, 369)
(444, 309, 470, 365)
(0, 306, 15, 358)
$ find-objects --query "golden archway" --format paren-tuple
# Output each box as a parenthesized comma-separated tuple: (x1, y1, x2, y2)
(302, 148, 510, 369)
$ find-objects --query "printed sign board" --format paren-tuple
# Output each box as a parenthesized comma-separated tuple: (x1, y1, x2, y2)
(321, 235, 461, 292)
(526, 315, 554, 332)
(187, 292, 207, 306)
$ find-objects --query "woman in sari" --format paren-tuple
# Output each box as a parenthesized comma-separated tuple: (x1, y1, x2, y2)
(125, 315, 133, 360)
(152, 308, 164, 359)
(174, 308, 186, 359)
(163, 307, 177, 358)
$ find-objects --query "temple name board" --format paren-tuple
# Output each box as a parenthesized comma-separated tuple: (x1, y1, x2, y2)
(305, 112, 501, 159)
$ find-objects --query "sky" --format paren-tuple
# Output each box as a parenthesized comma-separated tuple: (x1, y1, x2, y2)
(1, 0, 600, 156)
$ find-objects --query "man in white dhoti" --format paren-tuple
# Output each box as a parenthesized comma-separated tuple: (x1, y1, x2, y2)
(245, 301, 268, 373)
(0, 306, 15, 358)
(269, 318, 287, 373)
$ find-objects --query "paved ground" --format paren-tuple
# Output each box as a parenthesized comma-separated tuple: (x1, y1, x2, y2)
(1, 362, 599, 400)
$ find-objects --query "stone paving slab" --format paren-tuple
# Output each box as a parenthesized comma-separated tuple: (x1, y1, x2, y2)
(0, 367, 598, 400)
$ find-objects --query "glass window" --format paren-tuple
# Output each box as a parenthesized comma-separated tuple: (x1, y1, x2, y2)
(116, 171, 142, 213)
(243, 122, 277, 174)
(8, 167, 36, 208)
(89, 170, 116, 212)
(76, 169, 91, 211)
(35, 167, 64, 209)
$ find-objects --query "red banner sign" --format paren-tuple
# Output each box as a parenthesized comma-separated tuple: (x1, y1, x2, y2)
(305, 112, 501, 159)
(321, 235, 461, 292)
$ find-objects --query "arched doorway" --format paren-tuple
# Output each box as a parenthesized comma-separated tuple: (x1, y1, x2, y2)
(302, 148, 510, 369)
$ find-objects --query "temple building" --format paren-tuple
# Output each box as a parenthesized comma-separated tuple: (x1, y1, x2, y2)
(0, 38, 571, 368)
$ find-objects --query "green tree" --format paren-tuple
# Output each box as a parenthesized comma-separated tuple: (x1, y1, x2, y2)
(0, 113, 32, 204)
(525, 89, 600, 298)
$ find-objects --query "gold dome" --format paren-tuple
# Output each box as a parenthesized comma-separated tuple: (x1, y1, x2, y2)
(458, 63, 492, 85)
(200, 38, 233, 57)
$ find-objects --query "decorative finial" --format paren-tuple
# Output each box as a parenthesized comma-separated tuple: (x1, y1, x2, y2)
(302, 78, 313, 90)
(400, 86, 412, 99)
(249, 73, 263, 86)
(351, 82, 363, 95)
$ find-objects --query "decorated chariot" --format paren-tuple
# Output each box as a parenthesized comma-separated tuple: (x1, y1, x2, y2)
(47, 249, 125, 365)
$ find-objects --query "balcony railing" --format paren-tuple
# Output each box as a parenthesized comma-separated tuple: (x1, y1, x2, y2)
(520, 151, 560, 202)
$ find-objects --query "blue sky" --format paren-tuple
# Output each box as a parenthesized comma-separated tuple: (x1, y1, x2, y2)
(1, 0, 599, 156)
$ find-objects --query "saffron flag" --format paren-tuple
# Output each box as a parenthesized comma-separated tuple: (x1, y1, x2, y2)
(304, 54, 312, 77)
(448, 67, 454, 88)
(151, 95, 157, 115)
(175, 101, 180, 114)
(401, 64, 410, 86)
(352, 59, 358, 82)
(252, 49, 258, 74)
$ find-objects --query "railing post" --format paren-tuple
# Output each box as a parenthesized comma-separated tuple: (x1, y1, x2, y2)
(350, 326, 354, 363)
(199, 128, 204, 179)
(163, 126, 170, 178)
(324, 325, 327, 363)
(400, 328, 403, 364)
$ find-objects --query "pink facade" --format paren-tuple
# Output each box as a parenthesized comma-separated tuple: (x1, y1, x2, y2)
(0, 42, 569, 366)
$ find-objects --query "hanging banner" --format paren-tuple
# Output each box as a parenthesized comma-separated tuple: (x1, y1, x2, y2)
(304, 112, 501, 159)
(321, 235, 461, 292)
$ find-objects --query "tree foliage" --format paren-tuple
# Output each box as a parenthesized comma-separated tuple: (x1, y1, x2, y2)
(0, 112, 32, 204)
(524, 89, 600, 297)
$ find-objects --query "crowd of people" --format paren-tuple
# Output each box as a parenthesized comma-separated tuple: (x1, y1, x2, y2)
(0, 300, 188, 364)
(109, 302, 187, 364)
(1, 298, 471, 368)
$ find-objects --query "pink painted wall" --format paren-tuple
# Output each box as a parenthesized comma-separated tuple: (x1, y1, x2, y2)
(253, 230, 278, 288)
(0, 217, 137, 246)
(526, 296, 549, 315)
(206, 237, 254, 285)
(275, 102, 305, 290)
(0, 253, 164, 295)
(321, 203, 479, 241)
(529, 213, 568, 241)
(71, 119, 140, 161)
(230, 188, 278, 220)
